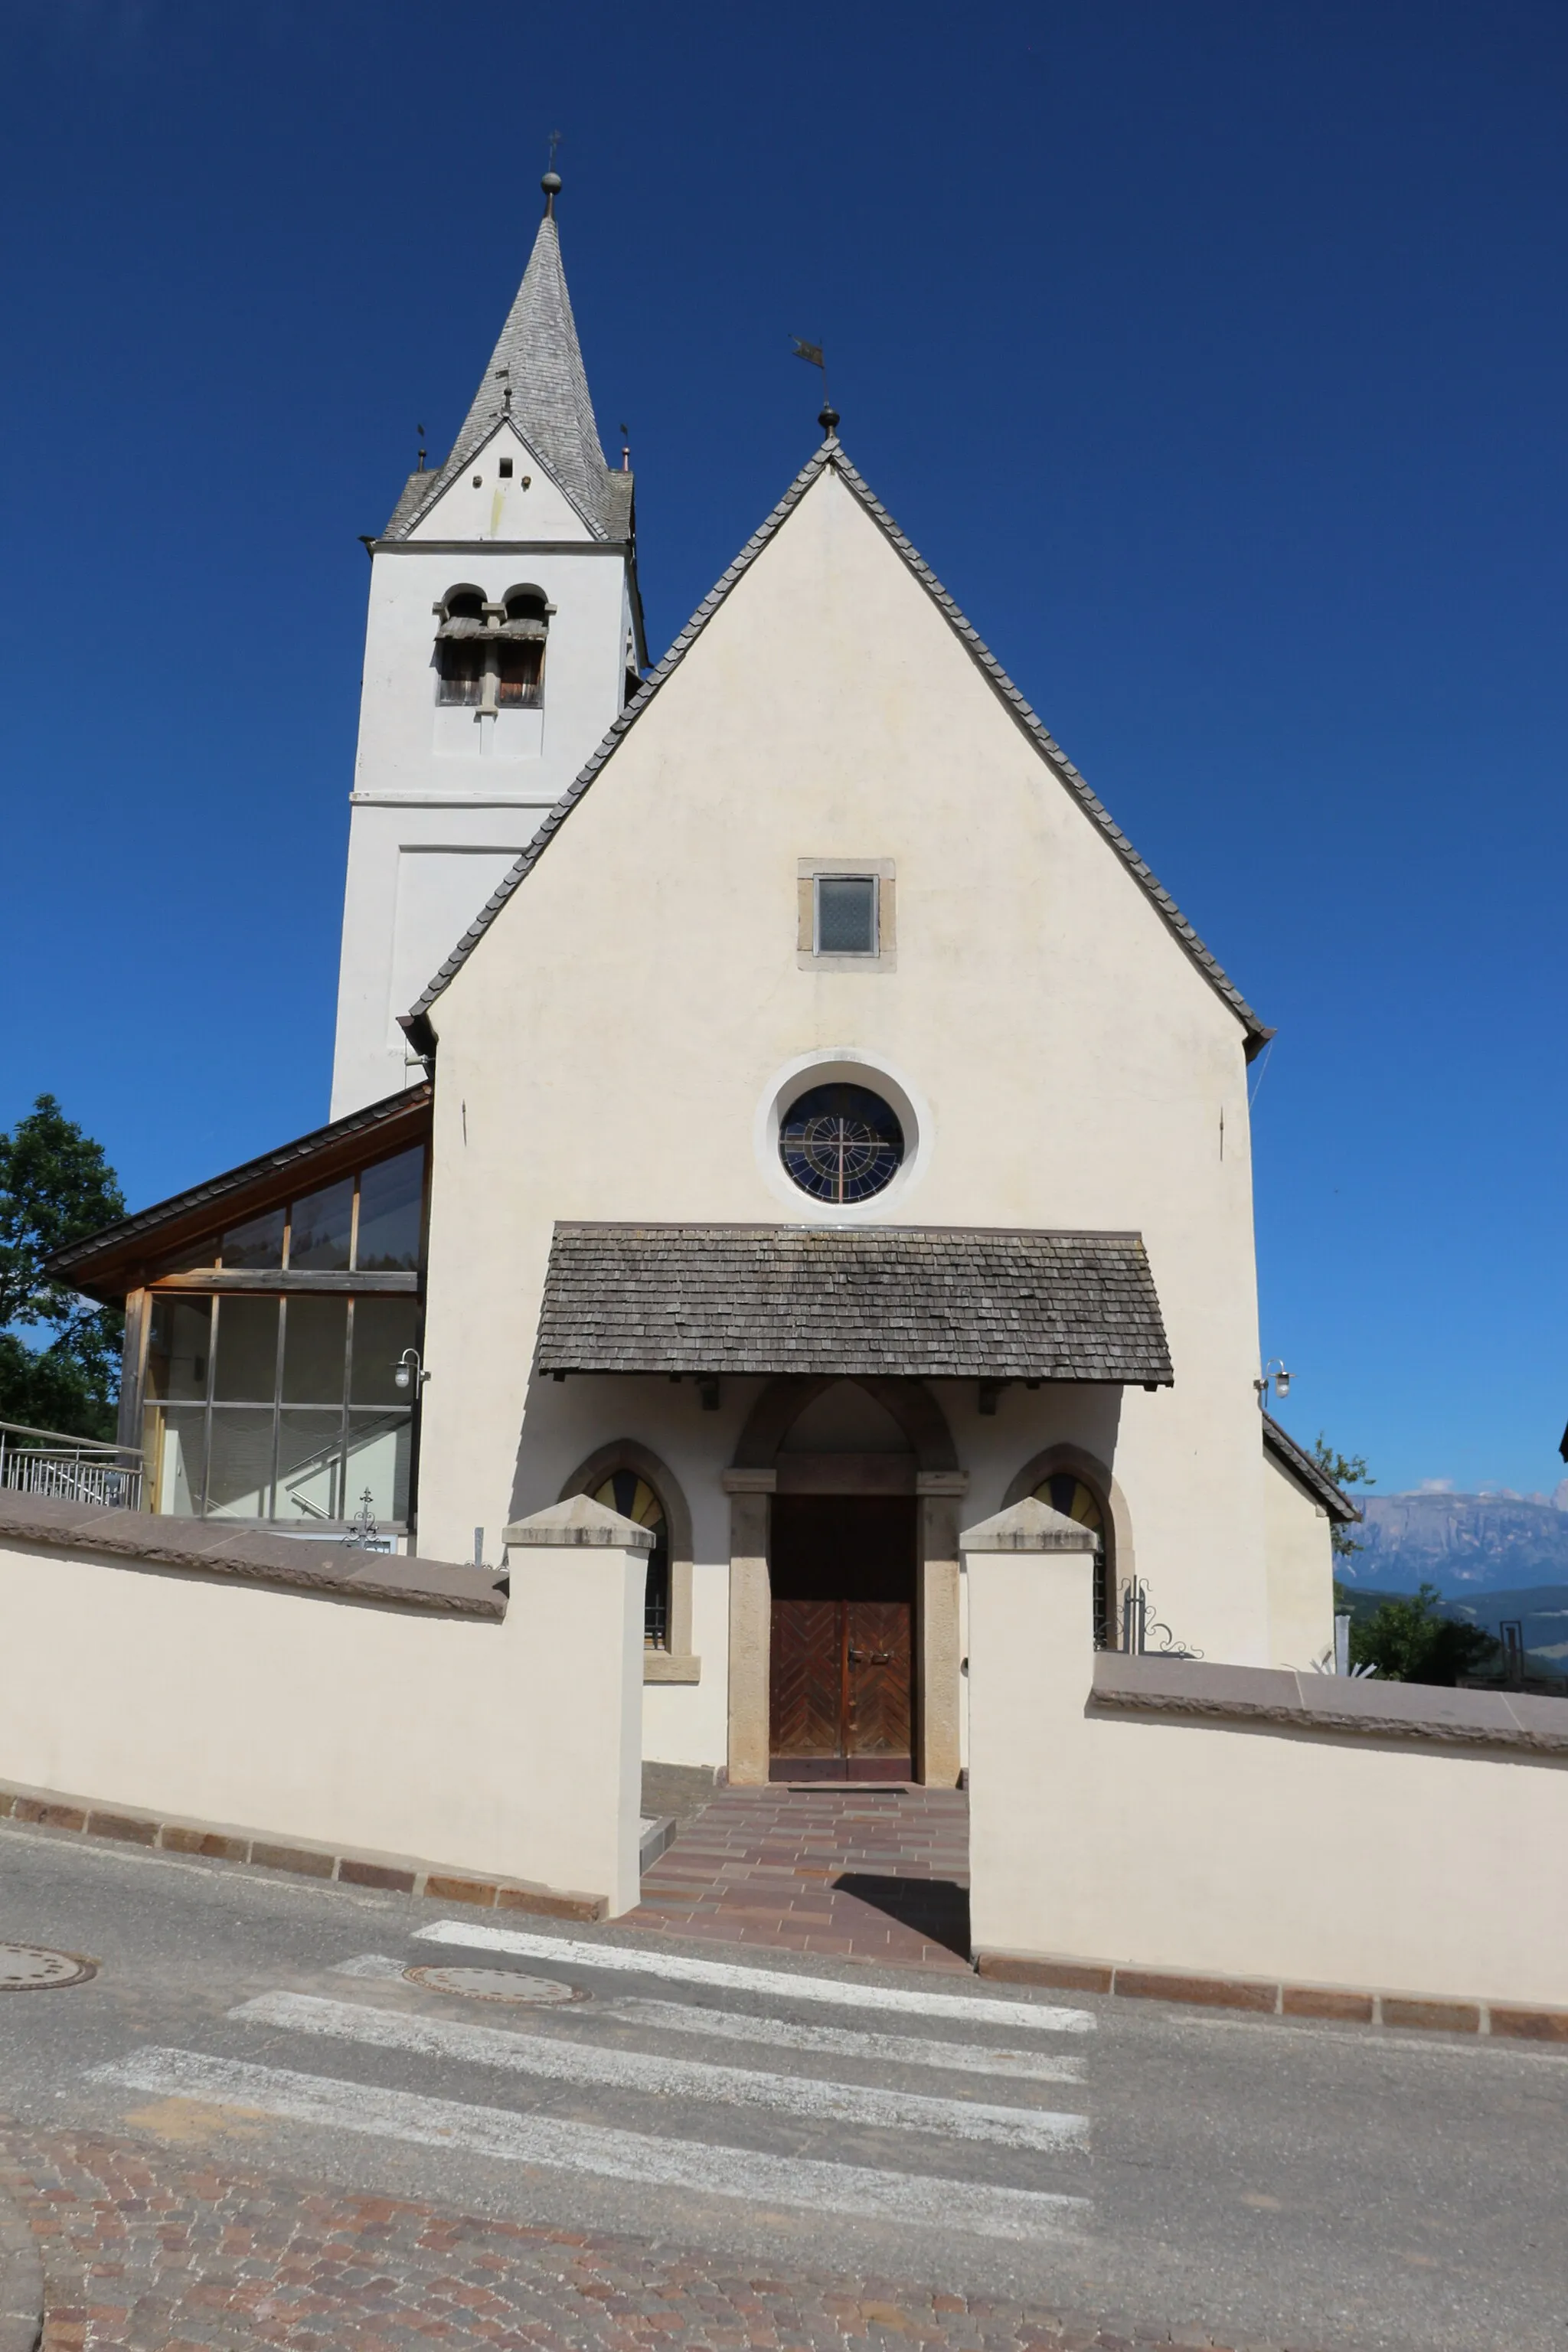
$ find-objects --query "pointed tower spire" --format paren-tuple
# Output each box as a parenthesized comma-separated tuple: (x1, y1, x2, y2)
(442, 172, 613, 534)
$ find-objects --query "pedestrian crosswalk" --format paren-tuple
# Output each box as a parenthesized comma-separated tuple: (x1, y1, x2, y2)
(87, 1917, 1098, 2245)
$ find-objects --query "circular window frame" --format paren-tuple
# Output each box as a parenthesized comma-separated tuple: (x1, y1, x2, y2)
(755, 1050, 929, 1220)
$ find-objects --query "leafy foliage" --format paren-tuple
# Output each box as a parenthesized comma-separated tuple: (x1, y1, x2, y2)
(1312, 1432, 1374, 1557)
(0, 1096, 125, 1442)
(1341, 1580, 1500, 1687)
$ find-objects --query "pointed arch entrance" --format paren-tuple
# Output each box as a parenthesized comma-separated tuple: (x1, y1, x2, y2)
(723, 1377, 966, 1787)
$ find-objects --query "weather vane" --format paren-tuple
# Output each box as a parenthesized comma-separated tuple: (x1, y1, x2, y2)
(790, 337, 839, 438)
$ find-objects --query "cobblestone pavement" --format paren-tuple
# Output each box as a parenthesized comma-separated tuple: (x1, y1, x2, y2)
(0, 2128, 1293, 2352)
(626, 1788, 972, 1969)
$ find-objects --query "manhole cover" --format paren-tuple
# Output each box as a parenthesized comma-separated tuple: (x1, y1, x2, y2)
(403, 1964, 583, 2005)
(0, 1943, 96, 1991)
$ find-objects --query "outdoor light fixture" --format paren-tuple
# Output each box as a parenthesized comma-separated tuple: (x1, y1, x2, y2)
(393, 1348, 430, 1393)
(1255, 1359, 1292, 1406)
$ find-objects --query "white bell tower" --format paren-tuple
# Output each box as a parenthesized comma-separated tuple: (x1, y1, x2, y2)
(329, 172, 644, 1117)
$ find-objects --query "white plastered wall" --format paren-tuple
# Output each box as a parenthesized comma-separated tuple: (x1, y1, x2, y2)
(1263, 1448, 1337, 1668)
(331, 418, 636, 1116)
(966, 1523, 1568, 2007)
(0, 1527, 645, 1914)
(416, 462, 1271, 1685)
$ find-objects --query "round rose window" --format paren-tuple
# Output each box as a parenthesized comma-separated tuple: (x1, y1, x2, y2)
(779, 1083, 904, 1204)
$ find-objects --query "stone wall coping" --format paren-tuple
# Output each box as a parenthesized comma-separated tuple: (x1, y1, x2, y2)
(503, 1492, 654, 1549)
(960, 1496, 1099, 1552)
(0, 1489, 505, 1618)
(1092, 1651, 1568, 1755)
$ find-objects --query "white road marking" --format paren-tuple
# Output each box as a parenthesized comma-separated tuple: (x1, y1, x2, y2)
(88, 2048, 1088, 2243)
(328, 1959, 1084, 2082)
(413, 1922, 1096, 2033)
(607, 1997, 1089, 2082)
(229, 1992, 1089, 2154)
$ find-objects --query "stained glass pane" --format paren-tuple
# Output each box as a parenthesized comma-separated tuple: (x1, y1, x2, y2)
(816, 875, 877, 954)
(779, 1083, 903, 1205)
(593, 1474, 670, 1648)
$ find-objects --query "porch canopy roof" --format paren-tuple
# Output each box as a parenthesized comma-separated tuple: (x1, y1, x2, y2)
(537, 1223, 1173, 1385)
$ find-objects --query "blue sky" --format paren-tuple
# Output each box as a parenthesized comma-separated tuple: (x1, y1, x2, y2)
(3, 1, 1565, 1498)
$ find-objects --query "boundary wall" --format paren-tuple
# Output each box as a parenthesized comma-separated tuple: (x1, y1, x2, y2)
(965, 1498, 1568, 2014)
(0, 1490, 645, 1916)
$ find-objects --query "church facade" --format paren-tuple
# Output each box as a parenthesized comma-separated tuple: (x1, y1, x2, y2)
(54, 177, 1353, 1788)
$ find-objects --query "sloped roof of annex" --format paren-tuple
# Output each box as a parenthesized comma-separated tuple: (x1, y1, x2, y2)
(400, 436, 1272, 1060)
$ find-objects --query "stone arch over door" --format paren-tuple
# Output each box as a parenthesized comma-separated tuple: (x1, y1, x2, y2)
(560, 1439, 696, 1667)
(1004, 1442, 1133, 1649)
(724, 1376, 965, 1788)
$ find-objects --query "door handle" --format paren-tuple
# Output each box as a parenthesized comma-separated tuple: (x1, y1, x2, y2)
(848, 1650, 893, 1664)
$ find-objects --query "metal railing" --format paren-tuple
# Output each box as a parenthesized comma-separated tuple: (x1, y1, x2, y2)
(0, 1420, 144, 1512)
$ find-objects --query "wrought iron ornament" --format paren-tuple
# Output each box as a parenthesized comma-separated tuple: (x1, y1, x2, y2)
(779, 1083, 904, 1204)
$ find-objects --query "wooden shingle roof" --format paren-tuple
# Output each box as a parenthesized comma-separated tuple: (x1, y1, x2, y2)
(537, 1223, 1173, 1385)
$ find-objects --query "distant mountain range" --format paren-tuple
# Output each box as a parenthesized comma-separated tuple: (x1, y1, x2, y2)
(1340, 1489, 1568, 1595)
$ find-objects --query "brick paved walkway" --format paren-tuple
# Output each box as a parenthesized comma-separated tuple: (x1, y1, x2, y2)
(625, 1786, 971, 1970)
(0, 2128, 1286, 2351)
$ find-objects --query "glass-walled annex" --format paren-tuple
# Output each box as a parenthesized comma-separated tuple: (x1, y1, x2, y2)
(138, 1143, 425, 1530)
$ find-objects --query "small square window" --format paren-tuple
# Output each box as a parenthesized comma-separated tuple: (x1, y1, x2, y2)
(498, 456, 514, 478)
(815, 874, 877, 956)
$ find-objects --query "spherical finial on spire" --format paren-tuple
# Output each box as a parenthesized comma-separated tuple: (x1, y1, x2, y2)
(541, 170, 562, 217)
(818, 401, 841, 439)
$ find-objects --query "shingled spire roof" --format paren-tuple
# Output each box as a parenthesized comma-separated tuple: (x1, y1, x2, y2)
(384, 177, 620, 541)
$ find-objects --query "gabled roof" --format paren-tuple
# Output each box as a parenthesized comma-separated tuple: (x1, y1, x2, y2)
(47, 1084, 432, 1302)
(537, 1223, 1173, 1384)
(1262, 1412, 1361, 1524)
(402, 439, 1272, 1058)
(384, 202, 619, 544)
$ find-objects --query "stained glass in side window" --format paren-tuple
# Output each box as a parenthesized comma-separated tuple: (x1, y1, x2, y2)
(354, 1148, 424, 1271)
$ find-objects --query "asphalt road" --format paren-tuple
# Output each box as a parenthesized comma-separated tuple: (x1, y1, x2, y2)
(0, 1818, 1563, 2352)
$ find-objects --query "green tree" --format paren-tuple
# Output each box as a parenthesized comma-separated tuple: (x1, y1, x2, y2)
(0, 1096, 125, 1442)
(1312, 1433, 1374, 1558)
(1346, 1582, 1500, 1687)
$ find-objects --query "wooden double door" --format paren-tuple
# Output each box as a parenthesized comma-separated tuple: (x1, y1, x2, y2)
(769, 1495, 916, 1782)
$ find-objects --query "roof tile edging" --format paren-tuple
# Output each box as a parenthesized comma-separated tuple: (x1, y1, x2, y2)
(402, 443, 1270, 1056)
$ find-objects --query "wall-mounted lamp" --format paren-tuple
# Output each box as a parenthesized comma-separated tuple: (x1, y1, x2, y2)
(393, 1348, 430, 1394)
(1255, 1359, 1292, 1407)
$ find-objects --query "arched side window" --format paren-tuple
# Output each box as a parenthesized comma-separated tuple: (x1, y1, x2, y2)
(1030, 1468, 1111, 1650)
(592, 1468, 670, 1649)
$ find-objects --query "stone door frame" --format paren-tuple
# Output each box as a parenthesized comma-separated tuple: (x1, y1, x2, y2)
(722, 1375, 967, 1787)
